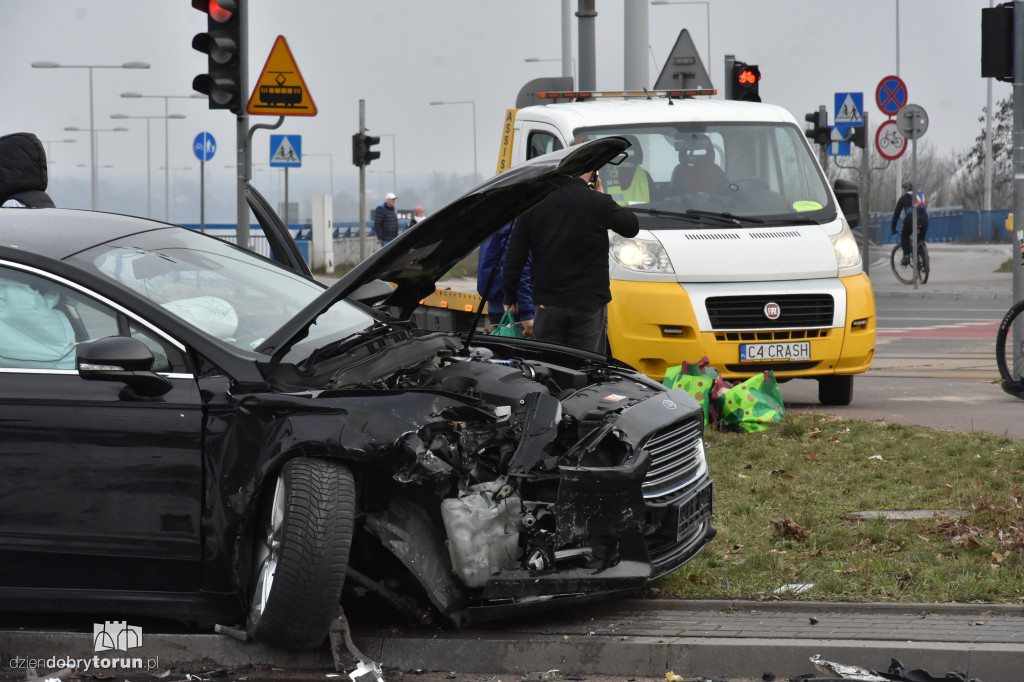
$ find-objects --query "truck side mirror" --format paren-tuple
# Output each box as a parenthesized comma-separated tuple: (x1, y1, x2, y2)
(833, 179, 860, 229)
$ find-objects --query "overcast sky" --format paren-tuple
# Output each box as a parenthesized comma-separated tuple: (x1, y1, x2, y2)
(0, 0, 1008, 222)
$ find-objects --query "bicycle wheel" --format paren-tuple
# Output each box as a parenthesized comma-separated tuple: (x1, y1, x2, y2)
(996, 299, 1024, 384)
(890, 243, 913, 284)
(917, 242, 929, 284)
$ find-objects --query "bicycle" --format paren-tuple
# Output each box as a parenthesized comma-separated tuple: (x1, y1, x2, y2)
(889, 237, 929, 285)
(996, 299, 1024, 397)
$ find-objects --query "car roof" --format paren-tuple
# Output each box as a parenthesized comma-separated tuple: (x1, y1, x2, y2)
(0, 208, 172, 259)
(516, 98, 798, 129)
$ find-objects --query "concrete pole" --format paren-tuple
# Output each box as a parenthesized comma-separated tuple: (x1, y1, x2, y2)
(1012, 0, 1024, 375)
(561, 0, 573, 82)
(624, 0, 648, 90)
(911, 118, 919, 288)
(985, 1, 994, 212)
(576, 0, 597, 91)
(859, 111, 870, 276)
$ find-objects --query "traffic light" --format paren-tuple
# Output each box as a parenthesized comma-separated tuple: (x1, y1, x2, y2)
(351, 133, 382, 167)
(804, 108, 830, 146)
(981, 3, 1014, 82)
(849, 125, 866, 149)
(192, 0, 243, 113)
(729, 62, 761, 102)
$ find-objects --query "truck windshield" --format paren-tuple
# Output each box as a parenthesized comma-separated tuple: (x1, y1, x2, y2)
(582, 122, 834, 225)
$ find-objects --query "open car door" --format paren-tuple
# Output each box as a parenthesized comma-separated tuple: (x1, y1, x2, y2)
(245, 183, 314, 279)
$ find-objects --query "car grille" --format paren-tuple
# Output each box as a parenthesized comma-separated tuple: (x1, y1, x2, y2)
(640, 416, 705, 504)
(647, 519, 713, 578)
(705, 294, 834, 329)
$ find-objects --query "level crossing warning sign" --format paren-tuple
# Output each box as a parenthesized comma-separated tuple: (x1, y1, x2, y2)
(247, 36, 317, 116)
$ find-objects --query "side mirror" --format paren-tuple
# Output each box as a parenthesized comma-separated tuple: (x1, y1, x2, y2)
(833, 178, 860, 229)
(77, 336, 173, 398)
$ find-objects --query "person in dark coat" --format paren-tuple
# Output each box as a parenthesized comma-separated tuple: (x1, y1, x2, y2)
(477, 220, 535, 337)
(373, 192, 399, 246)
(890, 181, 929, 266)
(0, 132, 55, 208)
(502, 166, 639, 353)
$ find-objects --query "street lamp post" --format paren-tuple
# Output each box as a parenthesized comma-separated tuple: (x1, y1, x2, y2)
(524, 57, 577, 85)
(120, 92, 206, 221)
(304, 153, 335, 198)
(65, 126, 128, 208)
(650, 1, 711, 70)
(379, 134, 397, 194)
(40, 139, 77, 167)
(430, 101, 477, 180)
(112, 113, 186, 219)
(32, 61, 150, 210)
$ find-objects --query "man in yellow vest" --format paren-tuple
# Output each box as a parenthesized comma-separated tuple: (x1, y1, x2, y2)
(602, 135, 651, 206)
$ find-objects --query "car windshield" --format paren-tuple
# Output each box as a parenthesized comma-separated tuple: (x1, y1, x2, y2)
(583, 122, 834, 225)
(69, 228, 374, 354)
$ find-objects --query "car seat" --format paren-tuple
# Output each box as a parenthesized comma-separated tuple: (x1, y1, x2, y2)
(671, 133, 728, 195)
(604, 134, 654, 204)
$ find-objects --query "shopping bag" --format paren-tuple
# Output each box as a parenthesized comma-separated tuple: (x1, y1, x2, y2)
(662, 356, 720, 427)
(718, 370, 786, 433)
(490, 309, 523, 338)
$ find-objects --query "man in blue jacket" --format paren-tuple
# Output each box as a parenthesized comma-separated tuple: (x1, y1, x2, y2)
(477, 221, 534, 337)
(373, 192, 399, 246)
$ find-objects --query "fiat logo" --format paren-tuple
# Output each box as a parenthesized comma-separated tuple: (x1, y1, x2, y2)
(764, 302, 781, 320)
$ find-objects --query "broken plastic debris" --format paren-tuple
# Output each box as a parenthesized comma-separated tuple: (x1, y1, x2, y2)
(348, 660, 385, 682)
(665, 673, 683, 682)
(810, 654, 889, 681)
(771, 582, 814, 594)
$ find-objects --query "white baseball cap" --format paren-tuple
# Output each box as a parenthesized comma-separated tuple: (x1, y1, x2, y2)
(385, 192, 397, 200)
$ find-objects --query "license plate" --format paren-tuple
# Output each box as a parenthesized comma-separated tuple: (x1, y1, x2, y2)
(676, 480, 713, 543)
(739, 341, 811, 363)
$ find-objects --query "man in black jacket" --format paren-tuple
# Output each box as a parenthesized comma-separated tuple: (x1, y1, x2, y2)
(502, 167, 639, 353)
(0, 132, 55, 208)
(891, 181, 928, 266)
(373, 192, 399, 246)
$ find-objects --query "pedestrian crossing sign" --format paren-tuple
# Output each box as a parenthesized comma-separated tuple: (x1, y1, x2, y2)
(270, 134, 302, 167)
(834, 92, 864, 127)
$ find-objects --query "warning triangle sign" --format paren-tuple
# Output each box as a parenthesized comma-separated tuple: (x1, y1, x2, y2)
(835, 93, 862, 124)
(247, 35, 318, 116)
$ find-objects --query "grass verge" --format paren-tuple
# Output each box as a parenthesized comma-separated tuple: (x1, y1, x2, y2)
(656, 413, 1024, 604)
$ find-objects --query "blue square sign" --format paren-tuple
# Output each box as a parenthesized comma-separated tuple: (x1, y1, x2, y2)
(270, 134, 302, 167)
(834, 92, 864, 127)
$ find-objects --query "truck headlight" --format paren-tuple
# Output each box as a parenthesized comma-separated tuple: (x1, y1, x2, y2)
(831, 224, 862, 269)
(610, 235, 675, 273)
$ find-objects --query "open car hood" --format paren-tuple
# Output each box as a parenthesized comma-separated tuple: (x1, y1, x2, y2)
(259, 137, 629, 361)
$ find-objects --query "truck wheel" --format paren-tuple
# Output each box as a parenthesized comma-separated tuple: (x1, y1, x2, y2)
(247, 457, 356, 650)
(818, 375, 853, 406)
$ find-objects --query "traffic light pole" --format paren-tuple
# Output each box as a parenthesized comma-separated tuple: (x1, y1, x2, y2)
(358, 99, 368, 262)
(235, 0, 249, 249)
(859, 111, 870, 275)
(1013, 0, 1024, 377)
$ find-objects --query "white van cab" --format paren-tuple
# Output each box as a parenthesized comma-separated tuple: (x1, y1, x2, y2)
(495, 91, 875, 405)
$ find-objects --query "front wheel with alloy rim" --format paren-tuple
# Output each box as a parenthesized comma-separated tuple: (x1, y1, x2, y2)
(247, 457, 356, 650)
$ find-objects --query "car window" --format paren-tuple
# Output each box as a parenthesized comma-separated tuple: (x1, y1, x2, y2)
(0, 266, 177, 372)
(70, 228, 375, 354)
(527, 131, 563, 160)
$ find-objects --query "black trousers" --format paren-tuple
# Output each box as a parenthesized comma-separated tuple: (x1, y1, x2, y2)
(533, 304, 607, 353)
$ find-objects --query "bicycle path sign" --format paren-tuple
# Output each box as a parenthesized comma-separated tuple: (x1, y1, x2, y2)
(875, 119, 906, 160)
(875, 75, 908, 117)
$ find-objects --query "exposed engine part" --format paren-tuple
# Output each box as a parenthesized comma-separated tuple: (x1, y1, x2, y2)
(345, 566, 433, 626)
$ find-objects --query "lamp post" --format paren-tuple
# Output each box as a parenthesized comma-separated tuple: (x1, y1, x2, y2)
(379, 134, 397, 194)
(649, 1, 711, 70)
(65, 126, 128, 208)
(160, 165, 193, 223)
(430, 100, 477, 180)
(304, 153, 335, 198)
(524, 56, 577, 84)
(32, 61, 150, 210)
(120, 92, 206, 221)
(112, 113, 186, 219)
(40, 139, 77, 166)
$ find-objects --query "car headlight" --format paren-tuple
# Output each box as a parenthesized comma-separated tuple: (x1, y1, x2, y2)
(831, 223, 862, 269)
(610, 235, 675, 273)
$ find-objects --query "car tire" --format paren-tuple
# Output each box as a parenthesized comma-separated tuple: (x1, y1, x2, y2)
(247, 457, 356, 650)
(818, 375, 853, 406)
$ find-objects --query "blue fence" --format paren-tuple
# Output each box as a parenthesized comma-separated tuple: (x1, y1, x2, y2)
(865, 208, 1012, 244)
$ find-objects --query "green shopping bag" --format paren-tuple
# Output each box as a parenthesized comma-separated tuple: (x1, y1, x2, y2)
(718, 370, 786, 433)
(490, 309, 523, 338)
(662, 356, 720, 427)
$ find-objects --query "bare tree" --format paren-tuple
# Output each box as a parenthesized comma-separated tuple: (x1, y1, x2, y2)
(950, 97, 1012, 210)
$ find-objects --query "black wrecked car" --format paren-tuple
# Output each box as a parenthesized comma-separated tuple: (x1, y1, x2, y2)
(0, 138, 714, 649)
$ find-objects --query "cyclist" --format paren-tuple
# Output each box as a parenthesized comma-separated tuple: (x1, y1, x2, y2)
(890, 180, 929, 266)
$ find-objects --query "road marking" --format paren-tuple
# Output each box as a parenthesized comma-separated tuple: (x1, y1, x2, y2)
(877, 320, 998, 339)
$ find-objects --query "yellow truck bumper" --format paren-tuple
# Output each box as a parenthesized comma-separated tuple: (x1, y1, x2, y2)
(607, 275, 875, 382)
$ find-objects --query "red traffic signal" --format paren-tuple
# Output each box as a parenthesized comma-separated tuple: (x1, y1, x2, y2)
(729, 62, 761, 102)
(192, 0, 243, 113)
